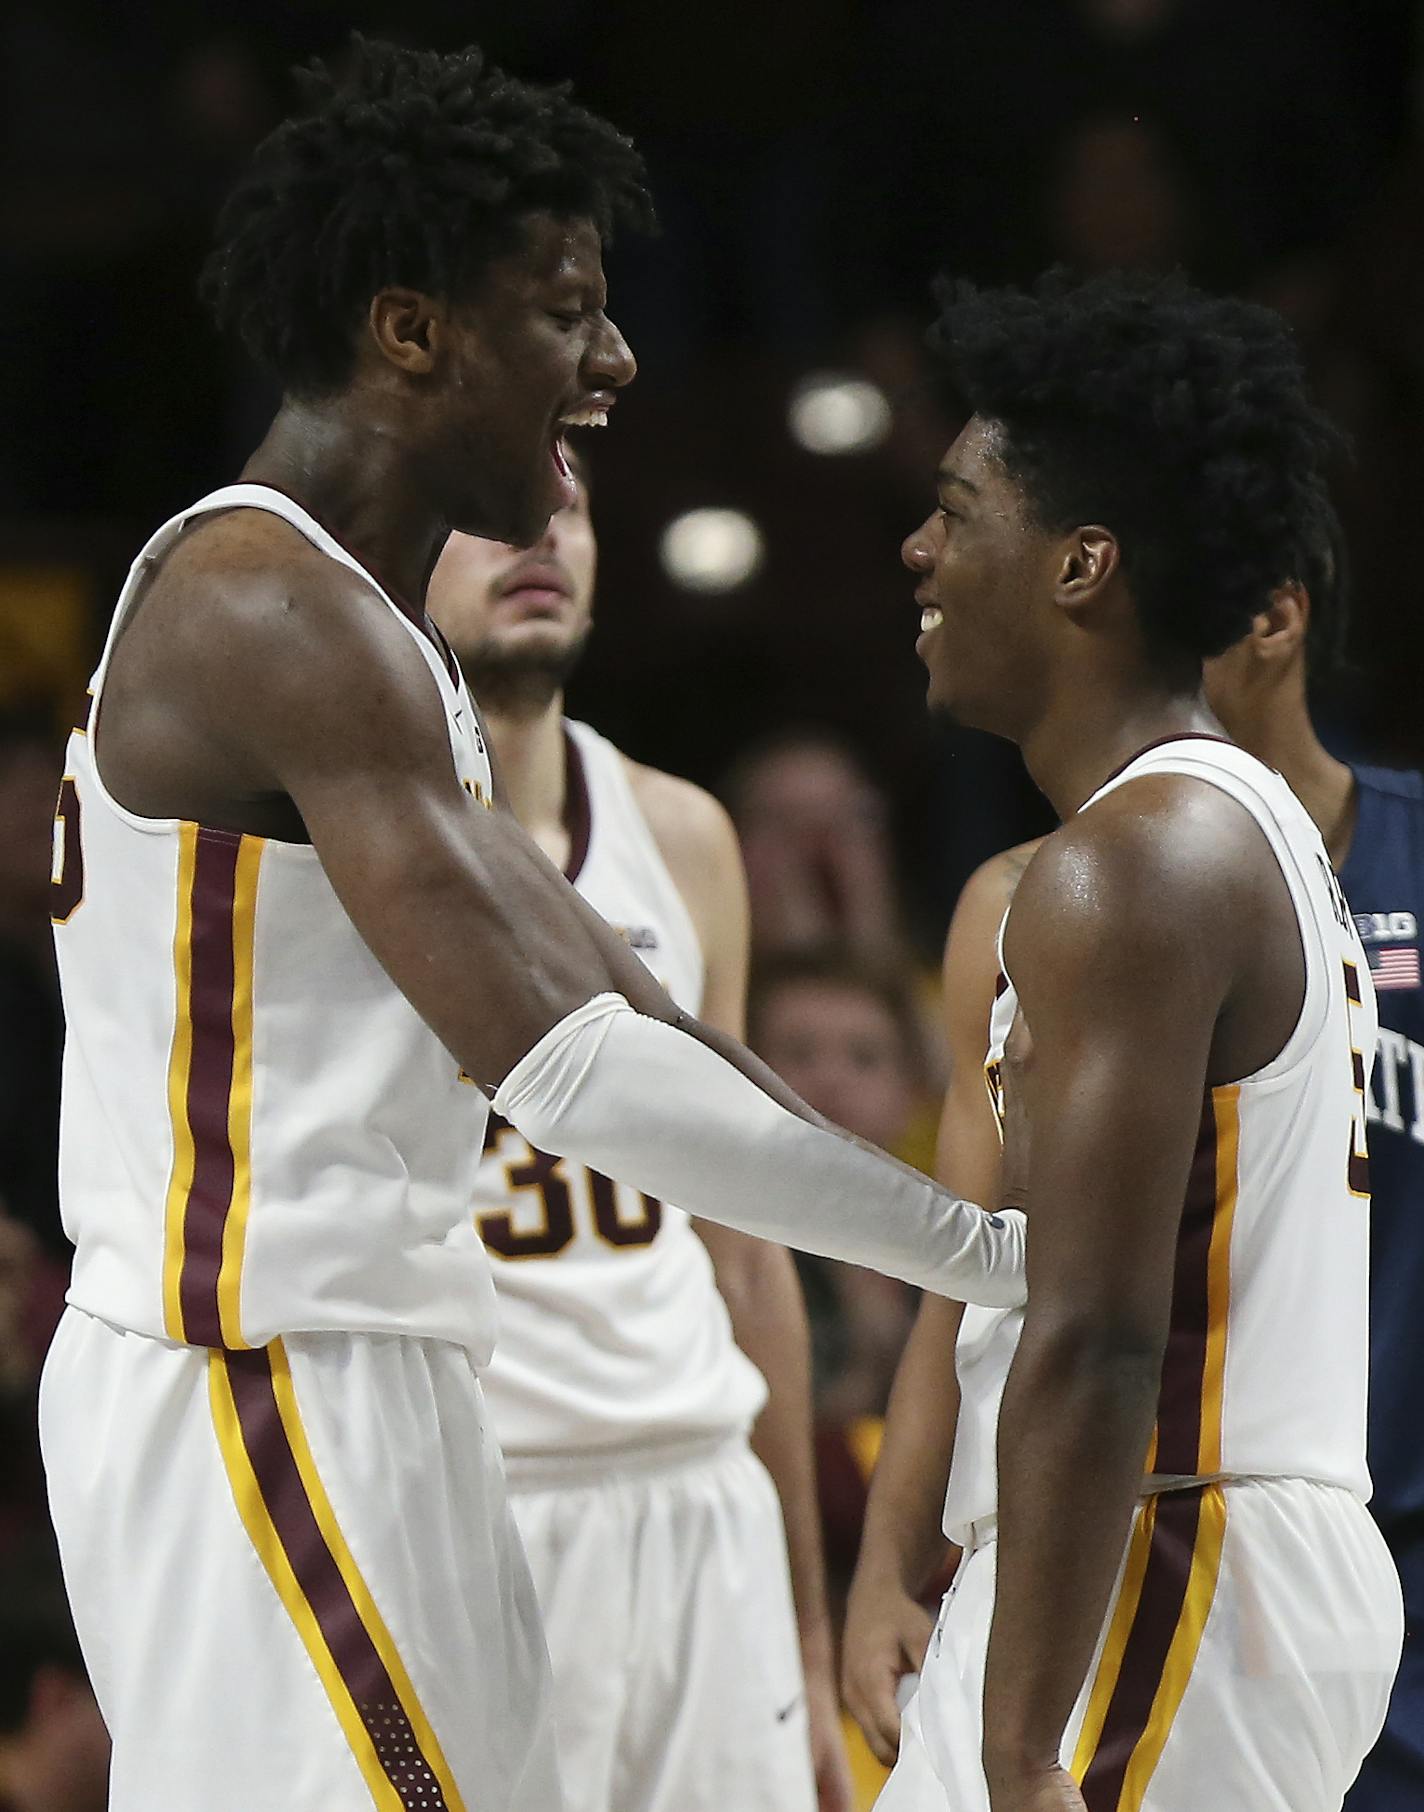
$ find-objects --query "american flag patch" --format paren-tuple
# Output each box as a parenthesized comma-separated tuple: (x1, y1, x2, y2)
(1367, 946, 1421, 991)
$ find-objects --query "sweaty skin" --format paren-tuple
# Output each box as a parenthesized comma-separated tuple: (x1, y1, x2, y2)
(842, 582, 1351, 1776)
(902, 414, 1309, 1812)
(94, 217, 843, 1122)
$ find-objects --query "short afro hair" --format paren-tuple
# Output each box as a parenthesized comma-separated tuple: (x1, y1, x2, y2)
(201, 37, 653, 396)
(927, 269, 1346, 669)
(1297, 496, 1352, 686)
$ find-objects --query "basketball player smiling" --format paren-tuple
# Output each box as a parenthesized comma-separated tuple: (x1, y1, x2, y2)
(876, 270, 1403, 1812)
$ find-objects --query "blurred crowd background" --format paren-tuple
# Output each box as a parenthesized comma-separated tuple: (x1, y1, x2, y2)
(2, 3, 1422, 1804)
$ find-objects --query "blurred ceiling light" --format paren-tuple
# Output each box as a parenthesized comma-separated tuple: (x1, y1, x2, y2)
(788, 372, 892, 455)
(660, 509, 765, 593)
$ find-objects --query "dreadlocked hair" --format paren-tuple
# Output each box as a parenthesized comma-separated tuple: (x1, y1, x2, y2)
(927, 268, 1347, 670)
(201, 36, 653, 395)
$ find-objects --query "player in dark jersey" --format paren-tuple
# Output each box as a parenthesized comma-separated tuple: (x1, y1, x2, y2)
(1204, 521, 1424, 1812)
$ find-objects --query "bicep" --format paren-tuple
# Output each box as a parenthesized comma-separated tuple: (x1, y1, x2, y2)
(1006, 858, 1226, 1335)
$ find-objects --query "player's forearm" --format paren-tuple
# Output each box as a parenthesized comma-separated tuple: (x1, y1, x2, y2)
(720, 1243, 834, 1653)
(982, 1321, 1161, 1788)
(493, 996, 1028, 1303)
(854, 1297, 964, 1596)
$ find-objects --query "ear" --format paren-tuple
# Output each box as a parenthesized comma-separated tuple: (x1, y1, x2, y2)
(367, 289, 443, 377)
(1053, 526, 1120, 606)
(1246, 581, 1308, 667)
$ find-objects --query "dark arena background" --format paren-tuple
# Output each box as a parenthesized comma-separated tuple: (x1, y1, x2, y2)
(1, 5, 1421, 1808)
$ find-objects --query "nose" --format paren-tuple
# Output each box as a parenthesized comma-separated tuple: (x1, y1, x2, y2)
(902, 519, 933, 571)
(587, 312, 637, 391)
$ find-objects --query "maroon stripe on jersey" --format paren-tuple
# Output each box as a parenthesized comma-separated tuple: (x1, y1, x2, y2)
(427, 617, 463, 686)
(1151, 1095, 1217, 1477)
(1080, 1488, 1205, 1811)
(178, 828, 242, 1347)
(1344, 960, 1363, 1005)
(994, 972, 1010, 1000)
(563, 729, 592, 884)
(225, 1349, 453, 1810)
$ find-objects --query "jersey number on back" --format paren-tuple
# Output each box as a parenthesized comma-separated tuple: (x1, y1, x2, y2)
(479, 1114, 663, 1259)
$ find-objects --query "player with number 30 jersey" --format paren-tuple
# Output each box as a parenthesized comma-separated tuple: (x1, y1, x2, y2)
(472, 718, 768, 1465)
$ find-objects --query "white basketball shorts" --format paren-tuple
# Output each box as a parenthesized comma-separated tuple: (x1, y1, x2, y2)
(40, 1306, 562, 1812)
(878, 1476, 1403, 1812)
(507, 1433, 817, 1812)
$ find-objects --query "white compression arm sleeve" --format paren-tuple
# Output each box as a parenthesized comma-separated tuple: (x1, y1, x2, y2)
(493, 993, 1026, 1308)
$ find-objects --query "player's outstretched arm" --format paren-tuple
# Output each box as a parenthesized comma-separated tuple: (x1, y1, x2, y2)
(978, 797, 1244, 1811)
(214, 546, 1023, 1305)
(843, 843, 1035, 1764)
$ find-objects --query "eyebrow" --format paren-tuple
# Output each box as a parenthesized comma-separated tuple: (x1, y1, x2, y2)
(936, 466, 980, 496)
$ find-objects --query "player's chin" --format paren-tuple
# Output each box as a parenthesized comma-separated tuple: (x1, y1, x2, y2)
(453, 487, 551, 552)
(921, 660, 959, 719)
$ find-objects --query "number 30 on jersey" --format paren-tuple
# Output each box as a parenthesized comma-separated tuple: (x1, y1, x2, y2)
(479, 1113, 662, 1259)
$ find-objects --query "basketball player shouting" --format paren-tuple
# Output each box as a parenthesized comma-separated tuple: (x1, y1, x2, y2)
(872, 271, 1403, 1812)
(427, 460, 853, 1812)
(38, 41, 1023, 1812)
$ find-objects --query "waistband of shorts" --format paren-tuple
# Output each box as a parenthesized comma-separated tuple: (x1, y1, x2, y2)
(503, 1429, 750, 1493)
(957, 1473, 1367, 1554)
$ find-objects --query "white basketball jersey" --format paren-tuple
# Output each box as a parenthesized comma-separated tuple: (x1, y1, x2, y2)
(944, 735, 1377, 1543)
(472, 719, 767, 1469)
(53, 484, 501, 1358)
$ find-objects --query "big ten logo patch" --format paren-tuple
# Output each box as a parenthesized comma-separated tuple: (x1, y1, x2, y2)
(1354, 911, 1418, 944)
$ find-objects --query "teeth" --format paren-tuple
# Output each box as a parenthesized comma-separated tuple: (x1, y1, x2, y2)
(559, 407, 609, 429)
(921, 606, 943, 632)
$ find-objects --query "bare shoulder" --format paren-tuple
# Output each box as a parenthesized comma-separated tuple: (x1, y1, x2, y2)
(1007, 773, 1265, 981)
(100, 505, 456, 826)
(944, 836, 1048, 979)
(622, 755, 743, 887)
(136, 507, 407, 664)
(957, 837, 1047, 933)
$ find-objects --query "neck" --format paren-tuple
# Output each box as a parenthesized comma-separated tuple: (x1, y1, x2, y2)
(240, 393, 445, 607)
(1019, 676, 1217, 818)
(483, 690, 571, 865)
(1223, 681, 1358, 867)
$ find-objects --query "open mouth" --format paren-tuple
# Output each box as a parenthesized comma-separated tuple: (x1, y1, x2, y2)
(920, 605, 943, 633)
(551, 400, 613, 492)
(548, 430, 575, 506)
